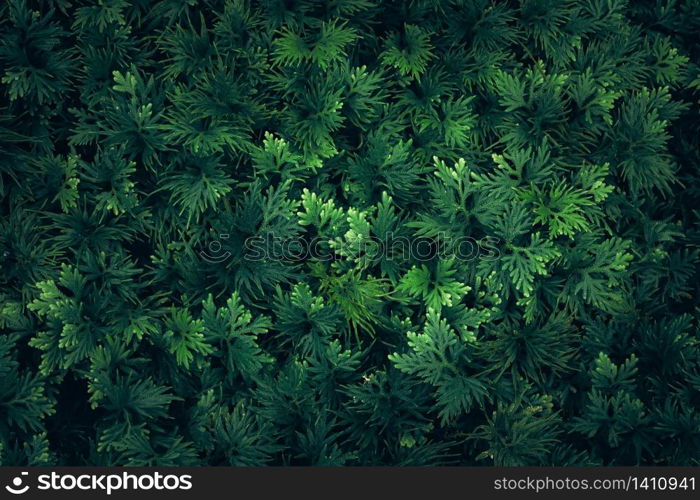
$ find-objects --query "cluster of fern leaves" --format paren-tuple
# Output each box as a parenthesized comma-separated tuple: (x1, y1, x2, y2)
(1, 0, 700, 466)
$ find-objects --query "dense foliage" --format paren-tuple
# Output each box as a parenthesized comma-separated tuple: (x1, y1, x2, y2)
(1, 0, 699, 466)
